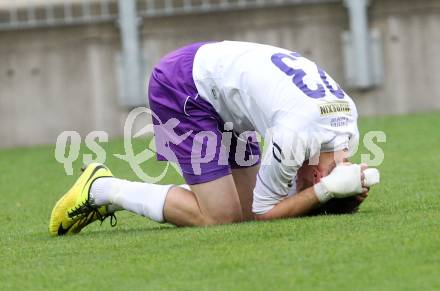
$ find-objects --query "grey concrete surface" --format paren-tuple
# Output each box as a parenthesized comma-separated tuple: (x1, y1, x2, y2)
(0, 0, 439, 147)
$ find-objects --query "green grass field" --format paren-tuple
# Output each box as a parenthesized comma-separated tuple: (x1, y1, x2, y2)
(1, 112, 440, 290)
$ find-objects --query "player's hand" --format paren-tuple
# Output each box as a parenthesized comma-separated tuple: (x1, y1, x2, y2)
(360, 163, 370, 193)
(314, 163, 364, 203)
(357, 168, 370, 203)
(314, 163, 380, 203)
(362, 166, 380, 188)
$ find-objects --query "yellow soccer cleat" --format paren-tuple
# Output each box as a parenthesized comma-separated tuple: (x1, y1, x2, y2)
(49, 163, 117, 236)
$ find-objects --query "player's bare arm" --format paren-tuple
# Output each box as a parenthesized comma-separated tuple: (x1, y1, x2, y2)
(255, 162, 376, 220)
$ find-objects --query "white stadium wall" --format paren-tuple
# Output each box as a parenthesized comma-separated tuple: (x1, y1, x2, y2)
(0, 0, 439, 147)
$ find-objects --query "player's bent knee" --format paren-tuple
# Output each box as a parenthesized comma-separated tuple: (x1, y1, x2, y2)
(189, 174, 244, 226)
(205, 204, 243, 225)
(195, 201, 243, 226)
(200, 211, 242, 226)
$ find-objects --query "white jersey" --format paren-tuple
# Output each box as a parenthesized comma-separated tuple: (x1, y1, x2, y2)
(192, 41, 359, 214)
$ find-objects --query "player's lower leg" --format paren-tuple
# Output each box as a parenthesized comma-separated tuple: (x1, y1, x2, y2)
(90, 177, 191, 223)
(90, 174, 243, 227)
(50, 163, 244, 234)
(90, 178, 228, 226)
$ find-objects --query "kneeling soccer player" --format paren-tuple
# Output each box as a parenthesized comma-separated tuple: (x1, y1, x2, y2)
(49, 41, 379, 236)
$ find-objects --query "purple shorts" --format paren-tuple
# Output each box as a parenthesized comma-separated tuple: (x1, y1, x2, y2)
(148, 42, 261, 185)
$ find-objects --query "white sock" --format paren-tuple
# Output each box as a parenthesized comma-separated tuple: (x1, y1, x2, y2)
(106, 204, 123, 213)
(90, 177, 180, 223)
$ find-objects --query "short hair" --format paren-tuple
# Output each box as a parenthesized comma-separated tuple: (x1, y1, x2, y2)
(307, 196, 361, 216)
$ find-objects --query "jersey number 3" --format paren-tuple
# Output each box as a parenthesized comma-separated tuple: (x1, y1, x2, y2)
(271, 52, 345, 99)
